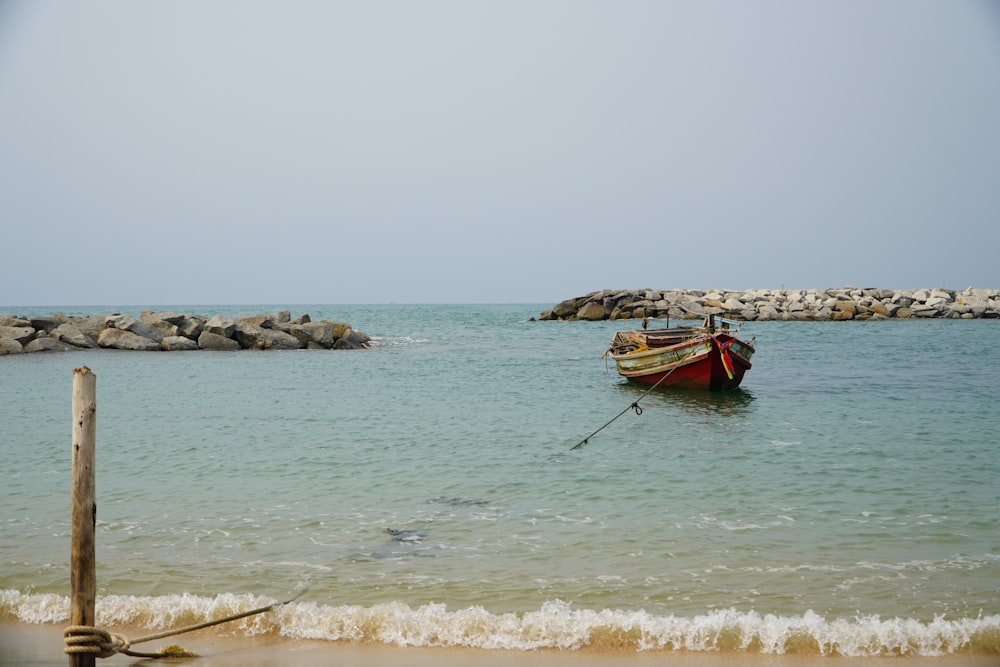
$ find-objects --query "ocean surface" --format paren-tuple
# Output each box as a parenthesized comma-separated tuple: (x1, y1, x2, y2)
(1, 304, 998, 657)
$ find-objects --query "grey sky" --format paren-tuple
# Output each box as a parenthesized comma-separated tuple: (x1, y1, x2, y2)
(2, 1, 998, 306)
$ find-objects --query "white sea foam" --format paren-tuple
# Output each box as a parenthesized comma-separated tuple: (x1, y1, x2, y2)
(3, 589, 998, 656)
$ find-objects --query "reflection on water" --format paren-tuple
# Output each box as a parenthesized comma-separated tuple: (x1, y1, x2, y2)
(615, 381, 757, 418)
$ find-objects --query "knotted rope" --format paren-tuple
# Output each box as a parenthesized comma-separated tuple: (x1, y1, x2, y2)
(64, 625, 192, 659)
(570, 361, 681, 450)
(64, 626, 129, 659)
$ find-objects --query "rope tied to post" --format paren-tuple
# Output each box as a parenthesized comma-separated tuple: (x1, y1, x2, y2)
(64, 626, 193, 659)
(64, 626, 127, 659)
(63, 624, 193, 659)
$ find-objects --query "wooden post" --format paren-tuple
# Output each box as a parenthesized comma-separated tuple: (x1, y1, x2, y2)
(70, 367, 97, 667)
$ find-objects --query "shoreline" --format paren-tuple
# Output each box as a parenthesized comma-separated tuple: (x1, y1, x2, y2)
(3, 623, 998, 667)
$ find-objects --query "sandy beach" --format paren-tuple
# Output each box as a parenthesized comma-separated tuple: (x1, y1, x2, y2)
(3, 623, 997, 667)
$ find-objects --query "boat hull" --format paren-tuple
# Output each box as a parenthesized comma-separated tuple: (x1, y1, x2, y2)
(610, 331, 754, 391)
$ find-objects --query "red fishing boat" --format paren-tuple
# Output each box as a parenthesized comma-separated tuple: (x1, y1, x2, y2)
(606, 315, 755, 391)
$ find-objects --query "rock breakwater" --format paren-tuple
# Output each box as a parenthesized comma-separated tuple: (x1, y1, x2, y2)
(0, 310, 371, 355)
(539, 287, 1000, 322)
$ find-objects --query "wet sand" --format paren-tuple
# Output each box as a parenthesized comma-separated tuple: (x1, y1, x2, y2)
(2, 623, 997, 667)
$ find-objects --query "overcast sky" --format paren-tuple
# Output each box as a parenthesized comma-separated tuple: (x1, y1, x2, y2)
(1, 1, 998, 306)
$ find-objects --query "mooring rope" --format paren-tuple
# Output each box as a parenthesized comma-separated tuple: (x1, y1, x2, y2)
(570, 360, 683, 450)
(63, 587, 310, 659)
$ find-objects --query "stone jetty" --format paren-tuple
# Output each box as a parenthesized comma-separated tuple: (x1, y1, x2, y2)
(539, 287, 1000, 322)
(0, 310, 371, 355)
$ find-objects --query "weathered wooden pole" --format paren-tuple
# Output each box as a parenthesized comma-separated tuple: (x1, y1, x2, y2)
(70, 367, 97, 667)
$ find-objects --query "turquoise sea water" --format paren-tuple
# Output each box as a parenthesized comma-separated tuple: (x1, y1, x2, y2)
(1, 304, 998, 657)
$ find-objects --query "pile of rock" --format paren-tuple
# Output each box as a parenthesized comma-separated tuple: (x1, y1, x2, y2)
(538, 287, 1000, 322)
(0, 311, 371, 355)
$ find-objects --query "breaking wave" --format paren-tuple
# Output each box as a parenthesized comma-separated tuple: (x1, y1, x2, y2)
(2, 589, 997, 657)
